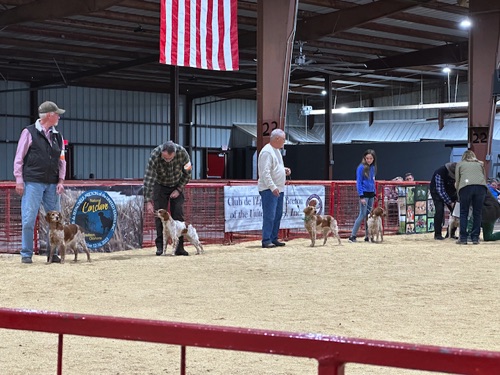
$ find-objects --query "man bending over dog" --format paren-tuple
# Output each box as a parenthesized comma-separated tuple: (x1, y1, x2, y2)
(144, 141, 192, 256)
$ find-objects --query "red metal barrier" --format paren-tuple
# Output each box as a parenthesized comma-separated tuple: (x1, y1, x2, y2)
(0, 308, 499, 374)
(0, 184, 22, 254)
(1, 180, 439, 253)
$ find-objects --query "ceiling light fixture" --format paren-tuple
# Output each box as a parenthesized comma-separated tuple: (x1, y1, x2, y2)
(459, 18, 472, 28)
(442, 67, 452, 103)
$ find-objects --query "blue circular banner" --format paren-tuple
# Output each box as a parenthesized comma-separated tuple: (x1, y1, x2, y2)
(71, 190, 117, 249)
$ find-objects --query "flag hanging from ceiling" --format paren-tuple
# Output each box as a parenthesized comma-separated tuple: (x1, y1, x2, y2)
(160, 0, 239, 71)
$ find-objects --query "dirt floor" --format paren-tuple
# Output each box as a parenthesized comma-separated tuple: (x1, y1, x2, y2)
(0, 233, 499, 375)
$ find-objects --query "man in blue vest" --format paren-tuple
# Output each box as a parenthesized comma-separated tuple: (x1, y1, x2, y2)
(13, 101, 67, 264)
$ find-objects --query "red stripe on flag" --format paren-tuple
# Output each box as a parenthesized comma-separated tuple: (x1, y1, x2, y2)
(217, 1, 225, 70)
(183, 0, 191, 66)
(206, 0, 214, 70)
(159, 0, 166, 63)
(229, 0, 239, 69)
(171, 0, 179, 66)
(195, 1, 201, 69)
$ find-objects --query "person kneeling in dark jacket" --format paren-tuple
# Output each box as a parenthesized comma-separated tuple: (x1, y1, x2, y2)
(481, 190, 500, 241)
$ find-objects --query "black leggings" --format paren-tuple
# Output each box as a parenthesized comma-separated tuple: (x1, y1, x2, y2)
(153, 184, 185, 250)
(431, 193, 452, 237)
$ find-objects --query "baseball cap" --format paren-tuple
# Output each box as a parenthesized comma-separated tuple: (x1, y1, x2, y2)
(38, 101, 65, 114)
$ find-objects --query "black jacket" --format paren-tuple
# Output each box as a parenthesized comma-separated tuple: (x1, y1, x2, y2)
(482, 190, 500, 224)
(22, 124, 62, 184)
(429, 165, 457, 202)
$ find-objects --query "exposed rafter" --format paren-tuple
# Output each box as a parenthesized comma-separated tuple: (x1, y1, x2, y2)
(0, 0, 125, 27)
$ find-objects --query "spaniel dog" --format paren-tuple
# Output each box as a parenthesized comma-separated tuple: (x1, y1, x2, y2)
(303, 205, 342, 247)
(155, 209, 204, 255)
(45, 211, 91, 264)
(367, 207, 385, 243)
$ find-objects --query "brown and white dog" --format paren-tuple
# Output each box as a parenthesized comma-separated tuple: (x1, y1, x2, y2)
(367, 207, 385, 243)
(45, 211, 91, 264)
(303, 205, 342, 247)
(155, 209, 204, 255)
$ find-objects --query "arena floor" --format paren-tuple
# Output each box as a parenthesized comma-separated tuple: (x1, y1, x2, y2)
(0, 233, 499, 375)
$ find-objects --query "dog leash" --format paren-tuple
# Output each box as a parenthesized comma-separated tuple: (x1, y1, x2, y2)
(285, 175, 301, 215)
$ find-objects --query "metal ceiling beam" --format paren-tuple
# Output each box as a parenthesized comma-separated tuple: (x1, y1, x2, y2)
(0, 36, 144, 59)
(31, 55, 158, 89)
(240, 0, 433, 49)
(0, 0, 125, 27)
(364, 42, 469, 71)
(189, 82, 257, 100)
(295, 0, 431, 41)
(7, 24, 157, 50)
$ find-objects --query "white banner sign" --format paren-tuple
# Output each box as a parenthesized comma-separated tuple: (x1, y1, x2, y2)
(224, 185, 326, 232)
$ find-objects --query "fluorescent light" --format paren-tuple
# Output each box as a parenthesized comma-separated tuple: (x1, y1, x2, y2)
(309, 102, 469, 115)
(442, 67, 451, 74)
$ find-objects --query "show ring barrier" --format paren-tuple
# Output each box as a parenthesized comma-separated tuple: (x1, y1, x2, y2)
(0, 179, 432, 253)
(1, 308, 499, 375)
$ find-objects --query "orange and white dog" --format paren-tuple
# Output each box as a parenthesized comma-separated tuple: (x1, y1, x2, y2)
(367, 207, 385, 243)
(155, 209, 204, 255)
(45, 211, 91, 264)
(303, 205, 342, 247)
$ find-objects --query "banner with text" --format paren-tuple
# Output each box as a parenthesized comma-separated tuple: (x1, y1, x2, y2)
(224, 185, 325, 232)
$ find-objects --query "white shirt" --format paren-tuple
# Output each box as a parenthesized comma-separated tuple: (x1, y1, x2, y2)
(257, 143, 286, 192)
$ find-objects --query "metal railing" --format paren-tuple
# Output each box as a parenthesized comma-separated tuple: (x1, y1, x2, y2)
(1, 308, 500, 375)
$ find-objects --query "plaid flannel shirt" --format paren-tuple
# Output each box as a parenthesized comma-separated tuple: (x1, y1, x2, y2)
(143, 144, 191, 203)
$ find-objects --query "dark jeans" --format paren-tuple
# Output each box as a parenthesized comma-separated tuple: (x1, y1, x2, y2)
(430, 192, 452, 238)
(153, 183, 185, 251)
(259, 189, 284, 246)
(459, 185, 486, 242)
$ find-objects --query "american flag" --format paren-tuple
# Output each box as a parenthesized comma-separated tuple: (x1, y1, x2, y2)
(160, 0, 239, 71)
